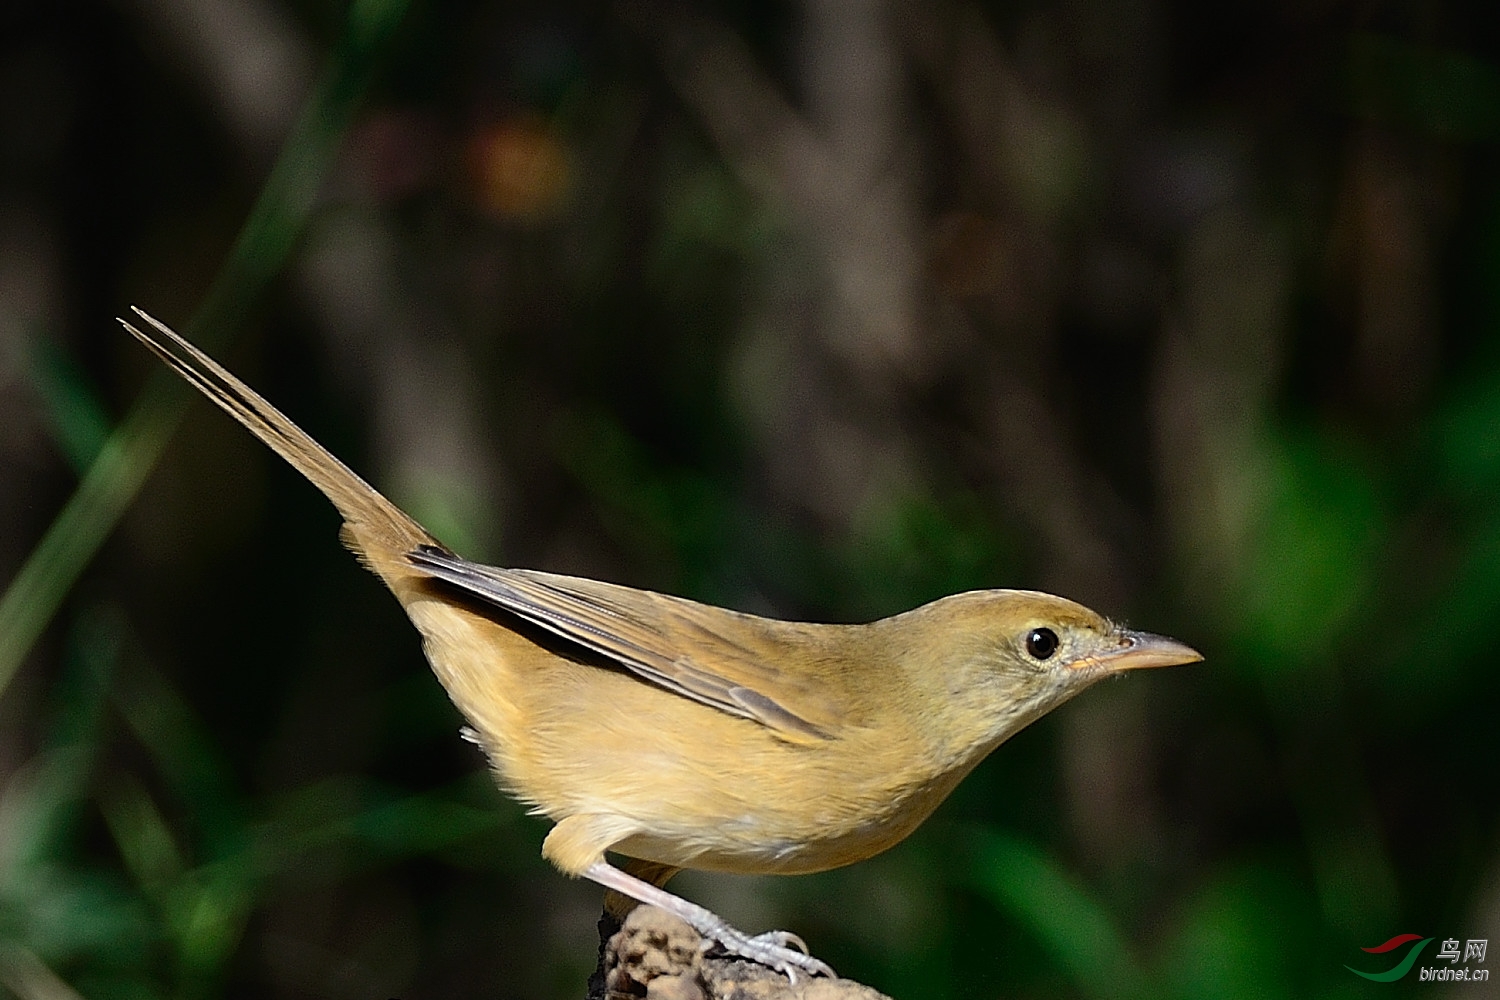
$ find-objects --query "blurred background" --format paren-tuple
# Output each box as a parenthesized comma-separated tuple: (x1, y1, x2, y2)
(1, 0, 1498, 997)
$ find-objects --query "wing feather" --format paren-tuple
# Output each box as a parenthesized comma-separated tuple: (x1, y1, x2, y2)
(407, 547, 838, 742)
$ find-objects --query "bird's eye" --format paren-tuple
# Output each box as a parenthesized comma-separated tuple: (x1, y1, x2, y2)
(1025, 627, 1059, 660)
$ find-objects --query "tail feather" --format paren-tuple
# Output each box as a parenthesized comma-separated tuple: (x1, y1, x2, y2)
(121, 308, 439, 579)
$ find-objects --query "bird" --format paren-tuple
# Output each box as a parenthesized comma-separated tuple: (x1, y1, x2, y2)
(121, 307, 1202, 980)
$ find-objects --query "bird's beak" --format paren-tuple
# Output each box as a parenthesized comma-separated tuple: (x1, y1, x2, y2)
(1084, 630, 1203, 672)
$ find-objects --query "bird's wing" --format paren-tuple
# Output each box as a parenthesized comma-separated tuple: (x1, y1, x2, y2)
(406, 547, 840, 742)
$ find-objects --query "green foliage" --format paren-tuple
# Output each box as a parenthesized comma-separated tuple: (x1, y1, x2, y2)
(966, 829, 1150, 1000)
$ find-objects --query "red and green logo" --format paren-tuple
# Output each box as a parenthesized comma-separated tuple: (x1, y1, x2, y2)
(1347, 934, 1434, 982)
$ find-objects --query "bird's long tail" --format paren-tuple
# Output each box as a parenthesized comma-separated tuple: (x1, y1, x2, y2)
(121, 307, 440, 583)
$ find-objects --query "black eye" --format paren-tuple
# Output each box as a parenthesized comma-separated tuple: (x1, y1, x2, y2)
(1025, 627, 1059, 660)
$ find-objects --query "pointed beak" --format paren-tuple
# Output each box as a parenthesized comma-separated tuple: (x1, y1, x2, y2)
(1082, 630, 1204, 672)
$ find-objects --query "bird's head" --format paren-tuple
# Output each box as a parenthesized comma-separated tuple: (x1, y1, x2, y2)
(880, 589, 1202, 765)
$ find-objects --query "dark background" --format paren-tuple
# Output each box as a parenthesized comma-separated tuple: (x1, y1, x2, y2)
(1, 0, 1498, 997)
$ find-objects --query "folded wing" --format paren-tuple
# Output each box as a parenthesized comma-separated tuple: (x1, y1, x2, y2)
(407, 547, 841, 743)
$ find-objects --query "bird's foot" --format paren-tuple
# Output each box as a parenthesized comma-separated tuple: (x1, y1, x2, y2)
(581, 860, 836, 982)
(700, 923, 837, 982)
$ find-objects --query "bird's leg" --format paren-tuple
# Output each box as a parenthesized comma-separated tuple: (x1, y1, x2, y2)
(582, 860, 837, 981)
(605, 857, 682, 919)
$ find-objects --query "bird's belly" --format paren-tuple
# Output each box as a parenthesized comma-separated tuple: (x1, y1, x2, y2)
(610, 799, 934, 876)
(411, 598, 952, 876)
(541, 706, 955, 876)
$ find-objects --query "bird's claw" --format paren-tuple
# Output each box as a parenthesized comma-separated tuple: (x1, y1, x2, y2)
(703, 925, 836, 982)
(748, 929, 813, 957)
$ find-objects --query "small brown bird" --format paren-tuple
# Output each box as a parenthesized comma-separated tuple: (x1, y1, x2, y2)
(122, 308, 1201, 979)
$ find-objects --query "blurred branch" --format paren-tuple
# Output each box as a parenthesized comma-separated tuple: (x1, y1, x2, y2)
(902, 3, 1128, 604)
(0, 0, 410, 705)
(296, 209, 506, 560)
(630, 0, 1135, 606)
(967, 345, 1133, 605)
(625, 0, 921, 376)
(899, 0, 1087, 223)
(121, 0, 315, 161)
(625, 0, 941, 566)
